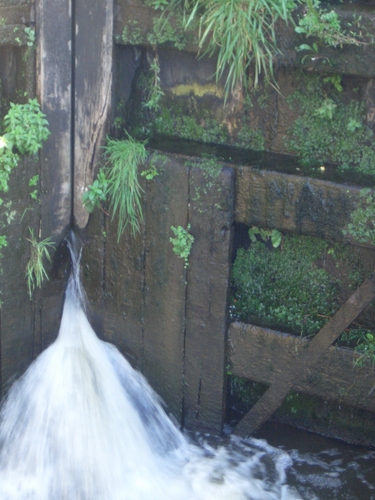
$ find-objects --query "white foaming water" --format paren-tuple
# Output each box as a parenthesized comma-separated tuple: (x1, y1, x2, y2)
(0, 245, 302, 499)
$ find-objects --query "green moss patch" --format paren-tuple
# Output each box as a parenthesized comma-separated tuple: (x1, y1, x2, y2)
(231, 231, 373, 337)
(286, 72, 375, 176)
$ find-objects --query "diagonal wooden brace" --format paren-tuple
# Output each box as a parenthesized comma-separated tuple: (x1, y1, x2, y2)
(234, 273, 375, 436)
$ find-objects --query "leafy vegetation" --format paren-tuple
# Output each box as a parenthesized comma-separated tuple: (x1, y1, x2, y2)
(232, 228, 375, 364)
(82, 169, 109, 213)
(170, 224, 194, 267)
(143, 0, 297, 98)
(29, 175, 39, 200)
(3, 98, 50, 155)
(83, 135, 148, 240)
(143, 56, 165, 112)
(343, 189, 375, 245)
(0, 98, 49, 271)
(140, 164, 159, 180)
(296, 0, 374, 51)
(287, 73, 375, 175)
(104, 136, 147, 239)
(248, 226, 282, 248)
(121, 20, 143, 45)
(339, 329, 375, 367)
(26, 228, 55, 299)
(231, 233, 339, 336)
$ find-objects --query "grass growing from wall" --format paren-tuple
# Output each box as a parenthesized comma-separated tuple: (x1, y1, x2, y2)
(182, 0, 297, 98)
(26, 229, 55, 299)
(83, 134, 148, 240)
(0, 98, 51, 299)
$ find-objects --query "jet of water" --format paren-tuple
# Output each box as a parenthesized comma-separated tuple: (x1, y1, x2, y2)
(0, 232, 300, 500)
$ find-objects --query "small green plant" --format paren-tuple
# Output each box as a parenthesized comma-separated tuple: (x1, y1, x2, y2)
(296, 0, 373, 49)
(147, 16, 186, 49)
(3, 201, 16, 225)
(103, 135, 148, 239)
(323, 75, 343, 93)
(248, 226, 282, 248)
(144, 0, 170, 10)
(82, 169, 109, 213)
(143, 57, 165, 112)
(3, 98, 50, 155)
(347, 118, 362, 133)
(339, 328, 375, 367)
(24, 27, 35, 48)
(170, 223, 194, 267)
(0, 99, 49, 205)
(343, 188, 375, 245)
(25, 228, 55, 299)
(0, 235, 7, 249)
(121, 20, 143, 45)
(83, 135, 149, 239)
(29, 174, 39, 200)
(140, 165, 159, 180)
(313, 98, 337, 120)
(297, 42, 330, 64)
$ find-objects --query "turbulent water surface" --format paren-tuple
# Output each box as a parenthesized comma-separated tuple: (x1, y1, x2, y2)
(0, 241, 374, 499)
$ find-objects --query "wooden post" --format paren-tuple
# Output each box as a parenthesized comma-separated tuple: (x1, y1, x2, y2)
(74, 0, 113, 229)
(184, 165, 234, 433)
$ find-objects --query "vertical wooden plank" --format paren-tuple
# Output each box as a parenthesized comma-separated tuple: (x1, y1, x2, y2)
(80, 209, 106, 336)
(0, 157, 40, 393)
(184, 165, 235, 433)
(74, 0, 113, 229)
(36, 0, 72, 349)
(36, 0, 72, 239)
(143, 157, 188, 422)
(103, 195, 145, 369)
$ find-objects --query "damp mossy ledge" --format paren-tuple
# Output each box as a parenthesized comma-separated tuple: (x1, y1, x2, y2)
(286, 72, 375, 177)
(230, 230, 375, 352)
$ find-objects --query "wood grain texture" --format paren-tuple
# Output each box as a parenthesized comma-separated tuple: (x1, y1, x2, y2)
(184, 166, 234, 432)
(74, 0, 113, 228)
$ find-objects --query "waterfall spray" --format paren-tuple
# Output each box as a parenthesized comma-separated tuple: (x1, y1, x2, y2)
(0, 232, 299, 500)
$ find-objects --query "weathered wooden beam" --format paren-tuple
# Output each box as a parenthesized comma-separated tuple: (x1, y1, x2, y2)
(184, 165, 234, 433)
(142, 157, 189, 421)
(233, 274, 375, 436)
(36, 0, 72, 239)
(230, 323, 375, 413)
(235, 167, 364, 244)
(0, 158, 40, 394)
(74, 0, 113, 228)
(103, 214, 145, 370)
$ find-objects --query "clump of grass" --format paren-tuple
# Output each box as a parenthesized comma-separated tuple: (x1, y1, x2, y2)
(103, 135, 148, 240)
(183, 0, 297, 98)
(26, 228, 55, 299)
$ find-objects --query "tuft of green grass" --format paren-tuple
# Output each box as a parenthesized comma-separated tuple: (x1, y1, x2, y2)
(26, 228, 55, 299)
(183, 0, 297, 98)
(104, 135, 148, 240)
